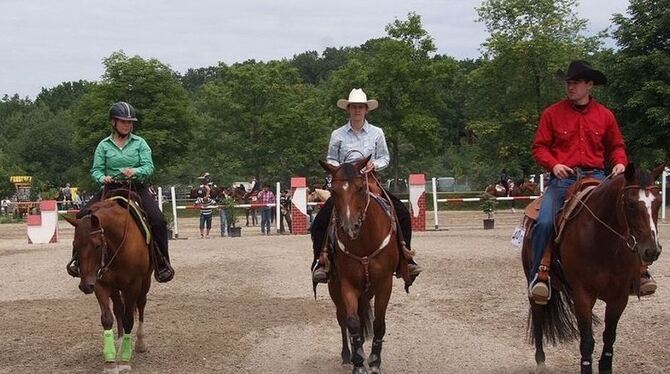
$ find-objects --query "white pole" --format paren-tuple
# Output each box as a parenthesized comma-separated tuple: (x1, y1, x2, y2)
(171, 186, 179, 239)
(539, 172, 545, 195)
(157, 186, 163, 212)
(432, 177, 439, 229)
(663, 168, 668, 222)
(276, 182, 281, 232)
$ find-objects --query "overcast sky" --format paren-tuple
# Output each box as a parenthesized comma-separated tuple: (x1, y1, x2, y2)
(1, 0, 630, 99)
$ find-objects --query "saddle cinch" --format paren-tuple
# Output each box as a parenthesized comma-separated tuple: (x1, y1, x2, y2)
(523, 177, 601, 287)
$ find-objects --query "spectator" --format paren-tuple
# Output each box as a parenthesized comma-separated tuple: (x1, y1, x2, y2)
(62, 183, 72, 209)
(279, 190, 292, 234)
(195, 190, 215, 239)
(217, 188, 233, 237)
(257, 184, 275, 235)
(1, 197, 9, 215)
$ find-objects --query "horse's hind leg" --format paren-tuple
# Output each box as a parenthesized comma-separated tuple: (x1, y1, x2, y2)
(598, 296, 628, 374)
(135, 283, 150, 353)
(368, 279, 392, 374)
(530, 303, 547, 373)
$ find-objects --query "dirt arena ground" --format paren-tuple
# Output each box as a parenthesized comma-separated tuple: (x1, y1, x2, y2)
(0, 210, 668, 373)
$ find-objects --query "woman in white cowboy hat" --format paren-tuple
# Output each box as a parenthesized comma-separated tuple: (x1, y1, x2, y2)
(310, 88, 422, 283)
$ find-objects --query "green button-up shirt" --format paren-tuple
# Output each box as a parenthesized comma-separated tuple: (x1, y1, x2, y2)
(90, 133, 155, 184)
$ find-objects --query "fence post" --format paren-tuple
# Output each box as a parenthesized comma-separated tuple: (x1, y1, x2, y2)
(431, 177, 439, 230)
(663, 168, 668, 222)
(171, 186, 179, 239)
(290, 177, 308, 235)
(158, 186, 163, 212)
(275, 182, 281, 232)
(409, 174, 426, 231)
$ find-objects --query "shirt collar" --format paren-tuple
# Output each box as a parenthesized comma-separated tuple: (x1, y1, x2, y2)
(346, 120, 369, 133)
(104, 133, 139, 143)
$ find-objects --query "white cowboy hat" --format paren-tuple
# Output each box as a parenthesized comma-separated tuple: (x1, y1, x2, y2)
(336, 88, 378, 111)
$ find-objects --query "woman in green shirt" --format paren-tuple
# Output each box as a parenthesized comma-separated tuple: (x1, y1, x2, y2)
(68, 102, 174, 283)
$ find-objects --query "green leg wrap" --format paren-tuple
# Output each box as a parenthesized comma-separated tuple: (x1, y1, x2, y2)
(120, 333, 133, 362)
(103, 329, 116, 362)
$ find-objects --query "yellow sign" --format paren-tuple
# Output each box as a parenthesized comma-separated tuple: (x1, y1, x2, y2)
(10, 176, 32, 184)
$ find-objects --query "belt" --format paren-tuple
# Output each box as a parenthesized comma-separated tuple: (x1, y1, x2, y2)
(574, 166, 602, 172)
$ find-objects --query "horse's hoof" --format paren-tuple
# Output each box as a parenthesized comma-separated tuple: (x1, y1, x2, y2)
(369, 366, 382, 374)
(102, 362, 118, 374)
(341, 358, 352, 365)
(135, 341, 148, 353)
(534, 363, 548, 374)
(352, 367, 368, 374)
(117, 362, 131, 374)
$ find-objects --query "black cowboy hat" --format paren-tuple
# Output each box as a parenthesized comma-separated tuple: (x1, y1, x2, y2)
(555, 60, 607, 85)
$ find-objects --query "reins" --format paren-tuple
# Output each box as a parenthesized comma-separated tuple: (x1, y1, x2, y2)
(91, 180, 133, 279)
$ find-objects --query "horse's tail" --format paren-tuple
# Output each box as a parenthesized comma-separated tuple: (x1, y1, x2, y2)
(527, 283, 579, 346)
(359, 294, 374, 340)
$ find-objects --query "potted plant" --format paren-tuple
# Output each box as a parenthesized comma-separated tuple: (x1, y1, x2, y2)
(221, 197, 242, 237)
(480, 194, 497, 230)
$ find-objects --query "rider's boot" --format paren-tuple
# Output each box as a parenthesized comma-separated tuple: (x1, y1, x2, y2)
(311, 259, 328, 284)
(639, 265, 657, 296)
(154, 242, 174, 283)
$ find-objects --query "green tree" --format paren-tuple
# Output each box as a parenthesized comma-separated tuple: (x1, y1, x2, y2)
(607, 0, 670, 166)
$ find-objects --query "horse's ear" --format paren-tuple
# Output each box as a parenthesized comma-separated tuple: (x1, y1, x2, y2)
(624, 162, 636, 182)
(61, 214, 79, 227)
(90, 214, 101, 229)
(652, 162, 666, 181)
(319, 160, 337, 175)
(354, 155, 372, 171)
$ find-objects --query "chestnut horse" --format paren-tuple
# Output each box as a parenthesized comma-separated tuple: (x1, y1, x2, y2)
(64, 194, 152, 374)
(319, 157, 405, 374)
(521, 164, 664, 374)
(485, 179, 515, 197)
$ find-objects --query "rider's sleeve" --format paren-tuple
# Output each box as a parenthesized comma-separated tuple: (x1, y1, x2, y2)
(326, 130, 341, 167)
(90, 142, 107, 184)
(132, 139, 155, 182)
(373, 129, 390, 171)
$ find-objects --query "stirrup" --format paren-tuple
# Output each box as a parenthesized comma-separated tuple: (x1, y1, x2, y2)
(529, 274, 551, 305)
(312, 266, 328, 284)
(154, 263, 174, 283)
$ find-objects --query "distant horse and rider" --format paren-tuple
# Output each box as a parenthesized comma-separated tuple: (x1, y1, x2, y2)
(520, 164, 664, 373)
(64, 187, 165, 373)
(317, 157, 414, 374)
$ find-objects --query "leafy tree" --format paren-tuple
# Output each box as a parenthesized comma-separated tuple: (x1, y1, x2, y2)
(607, 0, 670, 166)
(35, 81, 92, 113)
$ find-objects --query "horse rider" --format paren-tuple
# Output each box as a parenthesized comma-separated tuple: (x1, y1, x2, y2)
(528, 60, 656, 302)
(67, 101, 174, 283)
(199, 172, 213, 198)
(310, 88, 422, 283)
(499, 169, 510, 195)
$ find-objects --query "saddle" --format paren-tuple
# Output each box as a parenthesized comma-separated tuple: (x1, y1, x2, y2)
(106, 194, 152, 245)
(525, 176, 601, 287)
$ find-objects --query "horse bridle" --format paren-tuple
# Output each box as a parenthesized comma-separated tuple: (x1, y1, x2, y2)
(578, 183, 660, 253)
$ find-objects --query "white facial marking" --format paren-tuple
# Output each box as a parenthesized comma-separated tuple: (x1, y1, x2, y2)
(346, 205, 351, 221)
(639, 190, 659, 243)
(343, 182, 349, 191)
(337, 239, 346, 250)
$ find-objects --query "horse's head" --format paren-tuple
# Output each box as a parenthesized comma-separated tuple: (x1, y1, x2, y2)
(621, 163, 665, 264)
(319, 156, 371, 240)
(63, 214, 106, 294)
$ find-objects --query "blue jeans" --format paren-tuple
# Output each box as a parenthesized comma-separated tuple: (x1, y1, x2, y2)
(219, 209, 230, 236)
(530, 171, 605, 279)
(200, 214, 212, 230)
(260, 207, 272, 233)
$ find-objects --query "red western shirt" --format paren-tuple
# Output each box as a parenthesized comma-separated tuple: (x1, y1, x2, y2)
(532, 98, 628, 171)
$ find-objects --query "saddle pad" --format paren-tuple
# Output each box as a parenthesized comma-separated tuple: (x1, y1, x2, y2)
(108, 196, 152, 245)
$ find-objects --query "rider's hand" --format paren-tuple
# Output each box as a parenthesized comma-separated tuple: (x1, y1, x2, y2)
(122, 168, 135, 178)
(552, 164, 574, 179)
(102, 176, 113, 184)
(612, 163, 626, 176)
(361, 160, 375, 174)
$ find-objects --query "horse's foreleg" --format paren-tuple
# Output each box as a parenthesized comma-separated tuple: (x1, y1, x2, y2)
(369, 278, 392, 374)
(598, 295, 628, 374)
(110, 290, 124, 339)
(574, 292, 597, 374)
(342, 287, 366, 373)
(135, 281, 150, 353)
(95, 286, 118, 372)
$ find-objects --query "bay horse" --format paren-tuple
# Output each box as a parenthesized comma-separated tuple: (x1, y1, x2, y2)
(230, 184, 258, 226)
(512, 179, 540, 196)
(63, 191, 152, 374)
(485, 179, 515, 197)
(189, 185, 223, 199)
(319, 156, 408, 374)
(521, 164, 664, 374)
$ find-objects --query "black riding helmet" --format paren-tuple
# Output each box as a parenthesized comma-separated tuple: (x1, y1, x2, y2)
(109, 102, 138, 121)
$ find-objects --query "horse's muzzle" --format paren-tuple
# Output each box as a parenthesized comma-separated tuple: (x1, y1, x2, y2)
(79, 282, 95, 294)
(641, 243, 662, 264)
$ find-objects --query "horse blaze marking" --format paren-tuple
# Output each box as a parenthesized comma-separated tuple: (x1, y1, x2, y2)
(639, 190, 659, 241)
